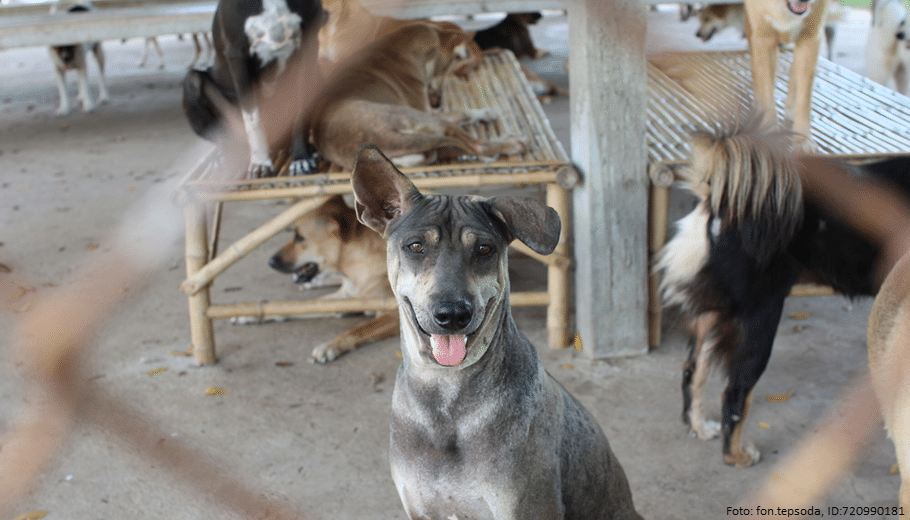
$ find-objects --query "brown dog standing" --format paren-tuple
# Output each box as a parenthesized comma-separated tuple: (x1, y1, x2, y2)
(745, 0, 829, 145)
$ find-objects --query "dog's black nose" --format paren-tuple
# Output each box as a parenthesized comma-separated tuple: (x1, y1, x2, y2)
(433, 301, 473, 331)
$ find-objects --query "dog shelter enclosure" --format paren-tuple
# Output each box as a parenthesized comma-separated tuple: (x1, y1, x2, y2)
(4, 0, 910, 517)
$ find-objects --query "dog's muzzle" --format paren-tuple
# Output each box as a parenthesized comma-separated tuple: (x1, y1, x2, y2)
(427, 301, 473, 365)
(786, 0, 810, 16)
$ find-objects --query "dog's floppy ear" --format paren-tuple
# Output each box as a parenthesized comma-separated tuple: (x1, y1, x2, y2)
(485, 196, 561, 255)
(352, 144, 423, 237)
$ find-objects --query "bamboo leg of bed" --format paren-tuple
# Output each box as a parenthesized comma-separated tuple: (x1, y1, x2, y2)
(185, 201, 216, 365)
(648, 182, 671, 349)
(546, 182, 571, 349)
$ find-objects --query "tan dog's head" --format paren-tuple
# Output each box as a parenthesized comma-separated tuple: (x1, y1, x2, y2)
(695, 4, 739, 42)
(269, 196, 361, 284)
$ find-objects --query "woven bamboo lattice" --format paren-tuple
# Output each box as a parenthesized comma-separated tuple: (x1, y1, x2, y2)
(645, 50, 910, 347)
(647, 50, 910, 169)
(178, 48, 577, 365)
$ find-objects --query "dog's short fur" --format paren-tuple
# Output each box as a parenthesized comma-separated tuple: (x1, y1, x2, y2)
(472, 12, 569, 100)
(868, 250, 910, 514)
(310, 23, 526, 170)
(744, 0, 829, 144)
(657, 117, 910, 467)
(473, 12, 546, 59)
(318, 0, 482, 70)
(182, 0, 324, 177)
(865, 0, 910, 94)
(352, 144, 642, 520)
(696, 2, 841, 61)
(269, 195, 397, 363)
(49, 3, 110, 115)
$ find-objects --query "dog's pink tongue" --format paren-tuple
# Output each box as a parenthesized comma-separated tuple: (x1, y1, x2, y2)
(430, 335, 467, 366)
(788, 1, 808, 13)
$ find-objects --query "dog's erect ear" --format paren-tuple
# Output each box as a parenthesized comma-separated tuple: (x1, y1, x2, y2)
(351, 144, 422, 237)
(485, 196, 561, 255)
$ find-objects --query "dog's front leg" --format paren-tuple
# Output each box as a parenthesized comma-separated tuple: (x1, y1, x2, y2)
(225, 49, 275, 177)
(683, 312, 721, 440)
(51, 60, 71, 116)
(748, 27, 780, 128)
(309, 312, 398, 363)
(93, 44, 110, 105)
(788, 30, 822, 143)
(74, 52, 95, 112)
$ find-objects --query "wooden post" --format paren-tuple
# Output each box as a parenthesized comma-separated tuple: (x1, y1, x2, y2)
(184, 202, 216, 365)
(547, 181, 571, 349)
(648, 165, 674, 348)
(569, 0, 648, 357)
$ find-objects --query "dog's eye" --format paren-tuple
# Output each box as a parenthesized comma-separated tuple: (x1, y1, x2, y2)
(294, 232, 305, 244)
(476, 244, 493, 256)
(408, 242, 424, 253)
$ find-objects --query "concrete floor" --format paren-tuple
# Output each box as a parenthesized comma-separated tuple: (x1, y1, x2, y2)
(0, 5, 902, 519)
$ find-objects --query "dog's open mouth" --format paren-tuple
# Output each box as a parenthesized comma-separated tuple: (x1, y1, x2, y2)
(403, 298, 494, 367)
(292, 262, 319, 284)
(786, 0, 809, 15)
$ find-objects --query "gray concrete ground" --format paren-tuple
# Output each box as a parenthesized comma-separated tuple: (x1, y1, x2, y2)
(0, 5, 902, 519)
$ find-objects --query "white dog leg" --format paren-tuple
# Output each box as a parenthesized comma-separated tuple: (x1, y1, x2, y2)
(75, 58, 95, 112)
(51, 60, 71, 116)
(241, 107, 275, 176)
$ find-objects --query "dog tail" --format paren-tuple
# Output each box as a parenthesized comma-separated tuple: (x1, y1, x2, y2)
(685, 115, 803, 265)
(182, 68, 228, 140)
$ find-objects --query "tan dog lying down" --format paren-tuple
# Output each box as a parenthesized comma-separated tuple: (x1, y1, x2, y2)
(309, 22, 526, 170)
(269, 195, 398, 363)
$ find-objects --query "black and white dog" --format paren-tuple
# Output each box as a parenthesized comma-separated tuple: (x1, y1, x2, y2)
(657, 118, 910, 468)
(182, 0, 325, 177)
(49, 3, 110, 115)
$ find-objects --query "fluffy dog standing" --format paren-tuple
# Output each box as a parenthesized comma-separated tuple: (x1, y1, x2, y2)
(182, 0, 324, 176)
(657, 117, 910, 467)
(352, 144, 642, 520)
(865, 0, 909, 94)
(49, 3, 110, 115)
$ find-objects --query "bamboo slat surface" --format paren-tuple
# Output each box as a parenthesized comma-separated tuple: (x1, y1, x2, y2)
(179, 49, 576, 200)
(647, 50, 910, 167)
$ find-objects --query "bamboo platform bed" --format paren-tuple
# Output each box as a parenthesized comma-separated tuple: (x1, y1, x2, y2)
(646, 49, 910, 348)
(177, 49, 578, 365)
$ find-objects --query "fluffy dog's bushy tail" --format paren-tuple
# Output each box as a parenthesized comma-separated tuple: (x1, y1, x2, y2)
(685, 114, 803, 265)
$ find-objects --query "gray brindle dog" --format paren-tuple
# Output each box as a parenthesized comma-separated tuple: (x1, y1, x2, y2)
(351, 144, 643, 520)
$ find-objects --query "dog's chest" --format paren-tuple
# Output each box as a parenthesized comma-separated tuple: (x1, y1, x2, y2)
(764, 5, 811, 37)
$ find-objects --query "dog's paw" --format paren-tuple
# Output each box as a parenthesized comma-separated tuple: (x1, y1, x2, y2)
(689, 419, 721, 440)
(248, 160, 276, 178)
(724, 441, 761, 468)
(289, 156, 318, 176)
(310, 342, 344, 364)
